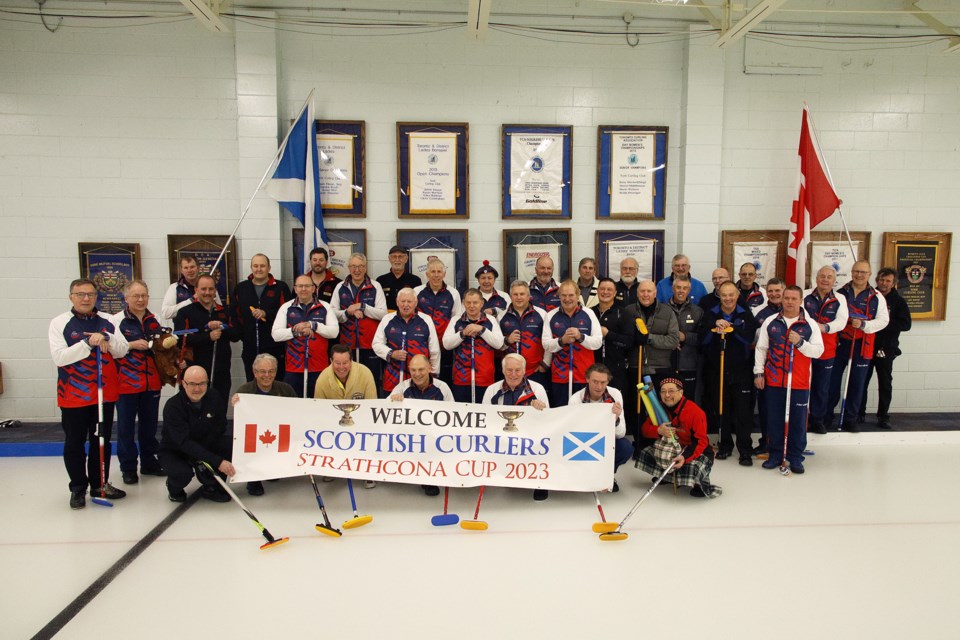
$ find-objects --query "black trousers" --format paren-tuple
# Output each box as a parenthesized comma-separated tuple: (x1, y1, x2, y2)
(160, 433, 233, 493)
(61, 402, 115, 493)
(703, 369, 754, 458)
(860, 355, 896, 420)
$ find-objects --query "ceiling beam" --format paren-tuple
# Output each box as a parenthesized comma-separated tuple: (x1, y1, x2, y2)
(714, 0, 787, 49)
(467, 0, 491, 40)
(180, 0, 230, 33)
(904, 1, 960, 53)
(689, 0, 721, 30)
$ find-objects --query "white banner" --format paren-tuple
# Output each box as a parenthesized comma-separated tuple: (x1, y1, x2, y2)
(610, 132, 656, 216)
(316, 133, 354, 209)
(410, 247, 457, 290)
(327, 241, 354, 280)
(811, 242, 860, 284)
(733, 242, 779, 286)
(606, 239, 655, 281)
(509, 134, 564, 214)
(408, 132, 458, 214)
(232, 395, 615, 491)
(516, 243, 560, 284)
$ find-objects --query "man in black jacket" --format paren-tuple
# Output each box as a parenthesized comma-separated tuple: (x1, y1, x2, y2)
(232, 253, 291, 381)
(590, 278, 635, 397)
(859, 267, 912, 429)
(667, 275, 703, 401)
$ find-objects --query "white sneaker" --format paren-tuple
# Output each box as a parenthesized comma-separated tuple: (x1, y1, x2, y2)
(364, 480, 377, 489)
(321, 476, 335, 483)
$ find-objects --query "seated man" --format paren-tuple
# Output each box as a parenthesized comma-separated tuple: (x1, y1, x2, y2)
(160, 366, 243, 503)
(635, 377, 721, 498)
(569, 363, 633, 492)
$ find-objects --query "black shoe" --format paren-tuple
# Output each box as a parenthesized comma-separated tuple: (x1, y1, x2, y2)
(612, 480, 620, 493)
(122, 471, 139, 485)
(167, 484, 187, 503)
(200, 484, 230, 503)
(91, 483, 126, 500)
(809, 422, 827, 435)
(762, 459, 780, 469)
(140, 464, 166, 477)
(739, 456, 753, 467)
(533, 489, 549, 501)
(690, 486, 706, 498)
(752, 443, 766, 455)
(877, 419, 891, 430)
(855, 413, 865, 424)
(422, 485, 440, 496)
(246, 481, 264, 496)
(844, 422, 860, 433)
(791, 461, 805, 474)
(715, 450, 731, 460)
(70, 490, 86, 510)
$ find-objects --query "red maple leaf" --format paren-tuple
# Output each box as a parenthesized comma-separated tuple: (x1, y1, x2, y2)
(259, 430, 277, 446)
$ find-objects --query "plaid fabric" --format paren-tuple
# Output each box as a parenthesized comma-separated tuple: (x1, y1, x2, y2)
(635, 445, 722, 498)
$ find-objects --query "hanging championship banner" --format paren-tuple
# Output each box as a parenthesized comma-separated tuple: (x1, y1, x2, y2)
(610, 132, 656, 216)
(516, 243, 560, 283)
(410, 247, 457, 289)
(408, 132, 458, 214)
(316, 133, 354, 209)
(327, 241, 354, 280)
(232, 395, 615, 491)
(811, 242, 860, 284)
(509, 134, 564, 214)
(733, 242, 779, 286)
(606, 239, 655, 281)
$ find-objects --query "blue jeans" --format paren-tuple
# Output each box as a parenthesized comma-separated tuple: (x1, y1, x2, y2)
(614, 437, 635, 473)
(115, 391, 160, 473)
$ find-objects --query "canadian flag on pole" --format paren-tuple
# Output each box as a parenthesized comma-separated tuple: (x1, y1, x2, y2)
(244, 423, 290, 454)
(786, 107, 841, 287)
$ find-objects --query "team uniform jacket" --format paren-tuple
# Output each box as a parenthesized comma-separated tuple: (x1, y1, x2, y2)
(394, 377, 454, 402)
(49, 309, 129, 408)
(443, 313, 505, 387)
(571, 386, 626, 438)
(373, 311, 441, 392)
(161, 277, 221, 322)
(753, 301, 782, 324)
(529, 278, 561, 312)
(482, 378, 550, 407)
(700, 303, 759, 377)
(754, 311, 824, 390)
(640, 396, 711, 463)
(589, 303, 635, 373)
(543, 305, 602, 384)
(497, 304, 550, 377)
(111, 308, 163, 394)
(414, 283, 463, 343)
(837, 282, 890, 359)
(271, 299, 339, 373)
(736, 281, 767, 310)
(232, 274, 291, 354)
(174, 301, 237, 374)
(330, 277, 387, 350)
(481, 289, 510, 314)
(803, 288, 849, 360)
(312, 270, 341, 305)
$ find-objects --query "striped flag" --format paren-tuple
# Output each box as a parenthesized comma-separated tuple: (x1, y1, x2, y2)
(244, 423, 290, 454)
(786, 106, 840, 287)
(265, 95, 327, 275)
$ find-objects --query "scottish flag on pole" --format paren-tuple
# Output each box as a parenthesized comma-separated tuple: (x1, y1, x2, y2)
(265, 94, 327, 275)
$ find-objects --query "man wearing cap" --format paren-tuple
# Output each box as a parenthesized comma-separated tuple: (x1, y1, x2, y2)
(636, 376, 721, 498)
(476, 261, 509, 315)
(377, 245, 422, 312)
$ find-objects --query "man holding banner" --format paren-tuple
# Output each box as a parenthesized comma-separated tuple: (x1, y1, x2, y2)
(570, 363, 633, 492)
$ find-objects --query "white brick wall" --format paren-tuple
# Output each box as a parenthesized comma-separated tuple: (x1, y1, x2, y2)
(1, 16, 959, 420)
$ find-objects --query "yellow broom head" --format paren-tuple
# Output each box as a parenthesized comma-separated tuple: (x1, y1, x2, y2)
(315, 524, 343, 537)
(460, 520, 488, 531)
(592, 522, 619, 534)
(598, 531, 628, 542)
(259, 537, 290, 550)
(342, 515, 373, 530)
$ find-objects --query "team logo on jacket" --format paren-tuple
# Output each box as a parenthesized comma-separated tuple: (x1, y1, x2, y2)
(563, 432, 605, 461)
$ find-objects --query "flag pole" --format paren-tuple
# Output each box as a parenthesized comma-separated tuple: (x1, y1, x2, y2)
(803, 102, 856, 257)
(211, 89, 316, 275)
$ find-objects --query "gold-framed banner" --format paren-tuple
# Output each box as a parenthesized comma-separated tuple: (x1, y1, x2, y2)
(807, 230, 871, 287)
(316, 120, 366, 217)
(882, 232, 951, 321)
(397, 122, 469, 219)
(721, 230, 788, 286)
(78, 242, 142, 314)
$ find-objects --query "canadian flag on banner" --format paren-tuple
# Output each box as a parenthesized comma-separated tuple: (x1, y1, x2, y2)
(786, 107, 840, 287)
(244, 423, 290, 453)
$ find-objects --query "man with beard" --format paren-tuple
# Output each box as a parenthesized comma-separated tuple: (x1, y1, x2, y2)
(615, 257, 640, 307)
(376, 245, 420, 312)
(308, 247, 341, 305)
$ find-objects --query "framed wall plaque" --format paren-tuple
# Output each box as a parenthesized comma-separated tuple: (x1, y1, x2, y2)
(502, 228, 572, 288)
(595, 231, 665, 283)
(882, 232, 951, 321)
(167, 235, 238, 306)
(596, 125, 668, 220)
(720, 230, 788, 286)
(397, 122, 469, 219)
(316, 120, 366, 218)
(78, 243, 141, 314)
(502, 124, 572, 219)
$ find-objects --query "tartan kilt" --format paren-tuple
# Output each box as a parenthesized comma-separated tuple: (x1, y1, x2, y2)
(634, 446, 722, 498)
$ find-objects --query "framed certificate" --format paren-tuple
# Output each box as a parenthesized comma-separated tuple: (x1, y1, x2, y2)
(316, 120, 366, 218)
(502, 124, 572, 219)
(807, 230, 871, 287)
(720, 230, 788, 286)
(397, 122, 469, 219)
(398, 229, 469, 293)
(882, 232, 951, 321)
(597, 125, 668, 220)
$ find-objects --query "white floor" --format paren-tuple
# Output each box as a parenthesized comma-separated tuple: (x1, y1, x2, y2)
(5, 431, 960, 640)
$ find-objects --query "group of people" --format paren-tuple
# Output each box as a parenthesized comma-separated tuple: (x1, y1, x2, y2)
(50, 246, 910, 510)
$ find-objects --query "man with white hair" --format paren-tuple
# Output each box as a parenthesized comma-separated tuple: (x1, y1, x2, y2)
(373, 287, 440, 398)
(330, 252, 388, 378)
(415, 259, 463, 385)
(615, 257, 640, 307)
(803, 266, 848, 434)
(570, 363, 633, 492)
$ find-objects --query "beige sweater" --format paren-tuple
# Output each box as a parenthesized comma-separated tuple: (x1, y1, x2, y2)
(313, 363, 378, 400)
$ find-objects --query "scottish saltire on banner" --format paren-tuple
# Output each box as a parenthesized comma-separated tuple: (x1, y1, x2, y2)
(265, 96, 328, 275)
(231, 395, 615, 491)
(787, 106, 840, 287)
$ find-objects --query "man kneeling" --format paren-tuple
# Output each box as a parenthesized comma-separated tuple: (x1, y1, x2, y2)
(635, 377, 721, 498)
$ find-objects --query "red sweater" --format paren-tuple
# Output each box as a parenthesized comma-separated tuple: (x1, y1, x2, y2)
(641, 396, 710, 462)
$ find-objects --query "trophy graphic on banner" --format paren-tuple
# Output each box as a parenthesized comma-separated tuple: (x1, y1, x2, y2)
(497, 410, 524, 432)
(333, 404, 361, 427)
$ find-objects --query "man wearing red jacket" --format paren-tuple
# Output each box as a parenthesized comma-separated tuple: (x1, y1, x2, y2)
(443, 289, 504, 403)
(330, 253, 388, 379)
(803, 266, 848, 434)
(636, 377, 721, 498)
(272, 274, 339, 397)
(543, 280, 602, 407)
(49, 278, 130, 509)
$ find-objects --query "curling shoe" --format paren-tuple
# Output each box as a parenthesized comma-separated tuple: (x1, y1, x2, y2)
(246, 481, 264, 496)
(70, 490, 86, 510)
(612, 480, 620, 493)
(167, 484, 187, 503)
(92, 483, 126, 500)
(533, 489, 549, 501)
(739, 456, 753, 467)
(422, 485, 440, 496)
(364, 480, 377, 489)
(690, 486, 706, 498)
(199, 485, 230, 503)
(761, 459, 781, 470)
(791, 461, 805, 474)
(122, 471, 139, 485)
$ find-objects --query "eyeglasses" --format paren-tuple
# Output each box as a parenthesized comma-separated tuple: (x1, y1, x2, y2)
(183, 381, 208, 388)
(852, 270, 870, 275)
(294, 284, 314, 289)
(127, 294, 148, 300)
(71, 292, 97, 299)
